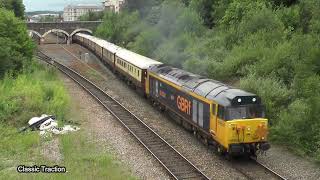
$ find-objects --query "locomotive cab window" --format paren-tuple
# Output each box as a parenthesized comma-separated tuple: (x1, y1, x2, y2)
(225, 105, 265, 120)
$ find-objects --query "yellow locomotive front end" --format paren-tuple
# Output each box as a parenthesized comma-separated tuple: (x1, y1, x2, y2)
(212, 96, 271, 156)
(226, 118, 270, 155)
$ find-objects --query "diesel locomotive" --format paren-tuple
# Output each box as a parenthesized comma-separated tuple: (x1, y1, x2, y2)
(73, 33, 270, 156)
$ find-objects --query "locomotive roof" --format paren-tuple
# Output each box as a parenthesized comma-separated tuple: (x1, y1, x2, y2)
(116, 49, 162, 69)
(149, 64, 259, 106)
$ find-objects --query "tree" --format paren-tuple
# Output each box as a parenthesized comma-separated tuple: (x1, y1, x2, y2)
(190, 0, 215, 28)
(0, 0, 25, 19)
(0, 9, 34, 77)
(79, 11, 104, 21)
(271, 0, 298, 6)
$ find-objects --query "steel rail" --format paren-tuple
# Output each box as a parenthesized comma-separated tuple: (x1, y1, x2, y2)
(251, 157, 287, 180)
(36, 50, 210, 180)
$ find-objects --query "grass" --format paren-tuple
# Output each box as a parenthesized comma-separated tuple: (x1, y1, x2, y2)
(0, 61, 70, 126)
(0, 61, 137, 179)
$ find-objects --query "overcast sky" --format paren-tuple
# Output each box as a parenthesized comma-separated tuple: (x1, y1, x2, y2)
(23, 0, 103, 12)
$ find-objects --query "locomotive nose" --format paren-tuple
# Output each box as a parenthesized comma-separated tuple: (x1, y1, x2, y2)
(255, 123, 268, 141)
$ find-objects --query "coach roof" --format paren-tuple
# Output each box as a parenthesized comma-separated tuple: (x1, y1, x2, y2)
(116, 48, 162, 69)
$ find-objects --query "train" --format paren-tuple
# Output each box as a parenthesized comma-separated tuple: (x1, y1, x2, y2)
(73, 33, 270, 157)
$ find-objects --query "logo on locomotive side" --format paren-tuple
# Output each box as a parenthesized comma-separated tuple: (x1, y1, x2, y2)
(177, 96, 191, 115)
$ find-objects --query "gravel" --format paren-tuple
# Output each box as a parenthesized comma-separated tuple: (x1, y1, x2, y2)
(258, 145, 320, 180)
(40, 138, 63, 163)
(41, 43, 320, 180)
(60, 74, 170, 180)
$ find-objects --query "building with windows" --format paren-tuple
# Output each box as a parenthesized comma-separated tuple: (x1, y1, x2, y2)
(63, 4, 103, 21)
(103, 0, 125, 13)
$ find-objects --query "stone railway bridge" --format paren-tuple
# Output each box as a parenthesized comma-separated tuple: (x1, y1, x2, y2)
(27, 21, 102, 44)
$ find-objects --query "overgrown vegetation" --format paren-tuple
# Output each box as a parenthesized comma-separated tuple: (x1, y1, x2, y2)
(1, 121, 137, 179)
(0, 4, 136, 178)
(79, 11, 104, 21)
(95, 0, 320, 161)
(0, 9, 34, 78)
(0, 62, 70, 126)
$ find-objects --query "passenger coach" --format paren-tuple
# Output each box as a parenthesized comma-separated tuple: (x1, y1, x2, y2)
(115, 48, 162, 91)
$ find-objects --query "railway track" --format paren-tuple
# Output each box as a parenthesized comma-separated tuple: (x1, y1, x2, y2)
(252, 158, 287, 180)
(36, 50, 210, 180)
(229, 156, 287, 180)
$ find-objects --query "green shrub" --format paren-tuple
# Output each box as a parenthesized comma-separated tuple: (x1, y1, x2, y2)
(95, 11, 140, 46)
(0, 9, 35, 78)
(239, 74, 291, 124)
(0, 62, 70, 126)
(128, 27, 163, 57)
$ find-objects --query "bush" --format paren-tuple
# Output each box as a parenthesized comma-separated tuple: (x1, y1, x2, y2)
(95, 11, 140, 46)
(271, 96, 320, 157)
(239, 74, 291, 124)
(128, 27, 163, 57)
(0, 9, 35, 78)
(0, 62, 70, 126)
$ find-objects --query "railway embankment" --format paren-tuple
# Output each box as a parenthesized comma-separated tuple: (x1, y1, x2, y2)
(0, 9, 138, 179)
(0, 60, 137, 179)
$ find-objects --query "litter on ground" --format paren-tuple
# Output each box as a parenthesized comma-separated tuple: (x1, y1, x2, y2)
(26, 114, 80, 136)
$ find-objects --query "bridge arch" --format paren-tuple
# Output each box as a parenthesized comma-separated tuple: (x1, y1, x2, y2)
(28, 30, 42, 38)
(42, 29, 70, 39)
(70, 28, 93, 37)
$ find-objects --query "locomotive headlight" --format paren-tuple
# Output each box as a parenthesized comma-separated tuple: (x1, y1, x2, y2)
(238, 98, 242, 103)
(247, 127, 251, 131)
(252, 98, 256, 102)
(261, 137, 265, 140)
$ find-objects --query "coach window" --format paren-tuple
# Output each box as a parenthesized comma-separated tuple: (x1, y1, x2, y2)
(218, 105, 225, 120)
